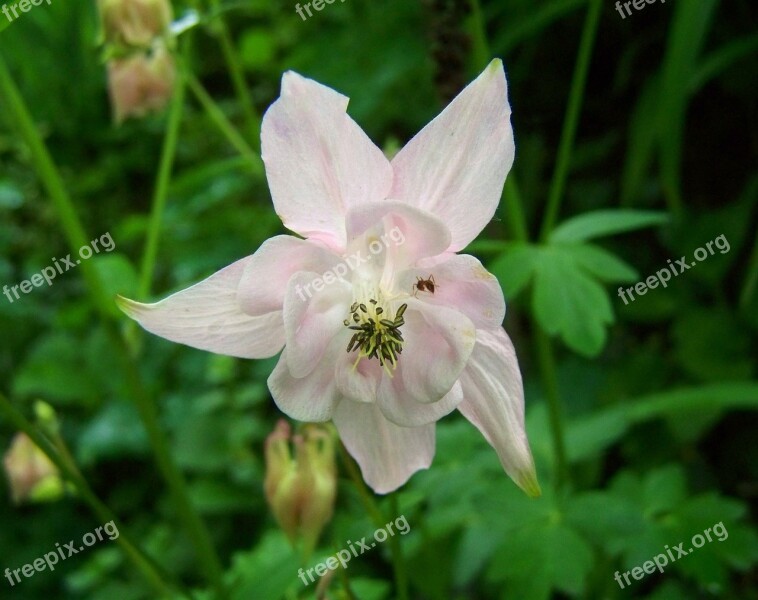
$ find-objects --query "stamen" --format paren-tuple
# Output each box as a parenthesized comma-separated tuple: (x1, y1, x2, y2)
(343, 299, 408, 375)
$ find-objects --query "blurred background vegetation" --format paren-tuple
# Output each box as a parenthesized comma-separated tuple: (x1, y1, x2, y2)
(0, 0, 757, 598)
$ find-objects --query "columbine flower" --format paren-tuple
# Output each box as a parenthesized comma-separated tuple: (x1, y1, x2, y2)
(118, 59, 540, 496)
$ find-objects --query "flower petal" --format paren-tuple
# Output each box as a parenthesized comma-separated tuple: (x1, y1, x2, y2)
(267, 343, 341, 422)
(117, 258, 284, 359)
(344, 200, 451, 273)
(333, 399, 435, 494)
(378, 376, 462, 427)
(261, 71, 393, 249)
(335, 349, 381, 403)
(238, 235, 341, 316)
(282, 272, 351, 378)
(399, 254, 505, 328)
(400, 301, 476, 403)
(390, 59, 515, 251)
(457, 328, 540, 497)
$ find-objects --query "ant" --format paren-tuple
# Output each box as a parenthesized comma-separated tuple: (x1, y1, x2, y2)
(412, 274, 437, 297)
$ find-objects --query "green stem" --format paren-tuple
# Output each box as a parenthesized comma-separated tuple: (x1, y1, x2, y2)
(209, 11, 261, 150)
(0, 394, 186, 599)
(539, 0, 603, 241)
(0, 56, 227, 598)
(338, 444, 409, 600)
(534, 328, 568, 491)
(185, 72, 263, 175)
(739, 232, 758, 311)
(138, 65, 186, 298)
(0, 54, 113, 318)
(468, 0, 491, 69)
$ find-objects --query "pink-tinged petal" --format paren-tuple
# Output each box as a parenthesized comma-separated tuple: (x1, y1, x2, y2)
(282, 272, 351, 378)
(261, 72, 393, 249)
(378, 377, 462, 427)
(238, 236, 341, 316)
(267, 342, 342, 422)
(344, 200, 451, 273)
(117, 258, 284, 359)
(335, 350, 381, 403)
(400, 301, 476, 403)
(399, 254, 505, 328)
(458, 328, 540, 497)
(333, 399, 435, 494)
(390, 59, 515, 251)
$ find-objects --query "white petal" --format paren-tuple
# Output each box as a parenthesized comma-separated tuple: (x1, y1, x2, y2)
(378, 377, 462, 427)
(400, 301, 476, 403)
(117, 258, 284, 359)
(267, 343, 341, 422)
(282, 272, 351, 378)
(335, 349, 381, 403)
(344, 200, 451, 273)
(390, 59, 515, 251)
(333, 399, 435, 494)
(261, 71, 393, 249)
(238, 235, 341, 316)
(457, 328, 540, 497)
(399, 254, 505, 328)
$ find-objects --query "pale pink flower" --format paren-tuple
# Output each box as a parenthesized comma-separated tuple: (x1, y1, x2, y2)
(118, 60, 540, 496)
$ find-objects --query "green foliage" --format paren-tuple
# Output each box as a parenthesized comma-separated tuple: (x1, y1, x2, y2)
(0, 0, 756, 598)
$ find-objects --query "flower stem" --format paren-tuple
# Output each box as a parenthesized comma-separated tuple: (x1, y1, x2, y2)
(185, 71, 264, 175)
(138, 59, 187, 298)
(0, 393, 188, 599)
(0, 56, 227, 598)
(208, 5, 261, 150)
(503, 177, 530, 243)
(539, 0, 603, 241)
(534, 328, 568, 491)
(338, 444, 410, 600)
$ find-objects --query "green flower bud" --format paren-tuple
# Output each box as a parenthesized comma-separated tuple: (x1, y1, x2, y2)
(98, 0, 172, 49)
(3, 433, 64, 504)
(264, 421, 337, 558)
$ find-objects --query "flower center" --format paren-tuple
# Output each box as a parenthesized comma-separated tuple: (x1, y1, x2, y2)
(343, 300, 407, 375)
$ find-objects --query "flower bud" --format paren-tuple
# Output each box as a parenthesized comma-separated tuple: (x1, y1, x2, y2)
(99, 0, 172, 49)
(106, 43, 175, 124)
(3, 433, 64, 504)
(264, 421, 337, 557)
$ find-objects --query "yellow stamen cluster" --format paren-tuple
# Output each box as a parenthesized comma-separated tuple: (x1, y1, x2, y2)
(343, 300, 407, 375)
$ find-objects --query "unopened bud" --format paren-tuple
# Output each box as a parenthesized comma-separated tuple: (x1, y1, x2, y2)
(99, 0, 172, 49)
(107, 43, 175, 124)
(3, 433, 64, 504)
(264, 421, 337, 557)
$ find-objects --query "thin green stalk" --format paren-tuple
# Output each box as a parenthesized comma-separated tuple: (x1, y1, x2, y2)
(0, 56, 227, 598)
(739, 232, 758, 310)
(208, 9, 261, 150)
(339, 444, 409, 600)
(534, 328, 568, 491)
(468, 0, 491, 69)
(138, 66, 186, 298)
(539, 0, 603, 241)
(0, 55, 112, 318)
(0, 394, 186, 599)
(185, 72, 263, 175)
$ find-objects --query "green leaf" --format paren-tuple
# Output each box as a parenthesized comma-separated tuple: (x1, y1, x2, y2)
(532, 250, 613, 356)
(560, 243, 639, 282)
(488, 243, 540, 300)
(549, 209, 669, 243)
